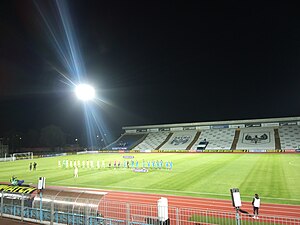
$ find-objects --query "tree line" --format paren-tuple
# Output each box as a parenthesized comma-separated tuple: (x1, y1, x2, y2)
(1, 125, 84, 152)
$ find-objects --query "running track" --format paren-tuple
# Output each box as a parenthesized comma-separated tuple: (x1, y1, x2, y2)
(63, 186, 300, 219)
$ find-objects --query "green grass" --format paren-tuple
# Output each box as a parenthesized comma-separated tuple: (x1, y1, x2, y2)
(0, 153, 299, 205)
(189, 214, 285, 225)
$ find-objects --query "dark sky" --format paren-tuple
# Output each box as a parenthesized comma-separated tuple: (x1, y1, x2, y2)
(1, 0, 300, 140)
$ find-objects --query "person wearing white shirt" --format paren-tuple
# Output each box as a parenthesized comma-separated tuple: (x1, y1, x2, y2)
(252, 194, 260, 219)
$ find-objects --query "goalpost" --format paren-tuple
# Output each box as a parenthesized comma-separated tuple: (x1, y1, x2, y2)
(12, 152, 33, 161)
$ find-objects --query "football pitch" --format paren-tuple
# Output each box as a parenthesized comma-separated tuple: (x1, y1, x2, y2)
(0, 153, 299, 205)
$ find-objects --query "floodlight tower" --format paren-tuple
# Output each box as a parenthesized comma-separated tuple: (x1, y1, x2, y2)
(75, 83, 96, 150)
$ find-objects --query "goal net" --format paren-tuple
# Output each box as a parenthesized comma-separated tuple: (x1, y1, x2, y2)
(12, 152, 33, 161)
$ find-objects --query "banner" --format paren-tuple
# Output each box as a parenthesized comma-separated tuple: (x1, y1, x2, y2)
(133, 168, 148, 173)
(196, 126, 210, 130)
(284, 149, 296, 152)
(229, 124, 245, 128)
(159, 128, 170, 131)
(262, 123, 279, 127)
(211, 125, 229, 129)
(0, 184, 36, 194)
(183, 127, 196, 130)
(149, 128, 159, 132)
(279, 122, 297, 126)
(267, 149, 283, 152)
(140, 150, 151, 153)
(137, 129, 147, 132)
(170, 127, 183, 131)
(249, 149, 266, 152)
(205, 149, 233, 152)
(245, 123, 261, 127)
(123, 155, 134, 158)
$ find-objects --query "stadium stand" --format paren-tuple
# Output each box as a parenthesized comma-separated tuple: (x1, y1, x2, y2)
(105, 133, 147, 150)
(159, 131, 197, 150)
(119, 116, 300, 152)
(191, 128, 235, 150)
(134, 131, 170, 151)
(278, 125, 300, 150)
(236, 127, 275, 150)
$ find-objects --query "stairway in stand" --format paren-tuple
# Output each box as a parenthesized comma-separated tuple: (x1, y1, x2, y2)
(186, 131, 201, 150)
(274, 128, 282, 150)
(230, 129, 240, 150)
(156, 133, 173, 150)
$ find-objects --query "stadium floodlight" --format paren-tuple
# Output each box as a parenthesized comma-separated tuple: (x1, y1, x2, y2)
(75, 84, 95, 101)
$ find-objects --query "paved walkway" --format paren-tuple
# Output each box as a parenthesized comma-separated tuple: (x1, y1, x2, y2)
(0, 217, 39, 225)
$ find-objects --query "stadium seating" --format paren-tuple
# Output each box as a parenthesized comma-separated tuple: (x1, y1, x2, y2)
(278, 125, 300, 149)
(134, 132, 170, 151)
(236, 127, 275, 150)
(190, 128, 235, 150)
(106, 133, 147, 150)
(159, 131, 197, 150)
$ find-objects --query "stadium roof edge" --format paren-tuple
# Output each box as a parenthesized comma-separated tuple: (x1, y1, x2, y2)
(122, 116, 300, 130)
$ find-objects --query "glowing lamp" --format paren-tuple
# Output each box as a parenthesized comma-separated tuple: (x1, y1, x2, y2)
(75, 84, 95, 101)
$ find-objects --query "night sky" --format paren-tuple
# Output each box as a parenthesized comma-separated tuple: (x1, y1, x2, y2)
(1, 1, 300, 140)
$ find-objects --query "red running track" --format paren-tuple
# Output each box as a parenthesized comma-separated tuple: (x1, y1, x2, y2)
(50, 185, 300, 219)
(101, 189, 300, 219)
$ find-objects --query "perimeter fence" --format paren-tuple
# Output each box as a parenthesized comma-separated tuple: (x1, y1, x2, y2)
(1, 192, 300, 225)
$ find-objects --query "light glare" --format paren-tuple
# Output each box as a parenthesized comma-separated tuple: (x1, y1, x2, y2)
(75, 84, 95, 101)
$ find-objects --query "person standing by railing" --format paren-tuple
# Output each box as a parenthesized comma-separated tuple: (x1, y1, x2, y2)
(252, 193, 260, 219)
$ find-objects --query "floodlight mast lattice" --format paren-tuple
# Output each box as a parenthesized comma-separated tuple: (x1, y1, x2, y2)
(75, 84, 95, 101)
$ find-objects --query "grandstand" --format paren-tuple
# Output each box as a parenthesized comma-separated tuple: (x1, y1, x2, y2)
(159, 130, 198, 150)
(134, 131, 169, 151)
(191, 128, 235, 150)
(106, 133, 147, 150)
(279, 125, 300, 149)
(236, 127, 275, 150)
(108, 116, 300, 152)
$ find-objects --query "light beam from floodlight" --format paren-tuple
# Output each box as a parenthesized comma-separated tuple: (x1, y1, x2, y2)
(75, 84, 95, 101)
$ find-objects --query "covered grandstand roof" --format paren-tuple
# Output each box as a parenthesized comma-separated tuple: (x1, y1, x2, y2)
(123, 116, 300, 130)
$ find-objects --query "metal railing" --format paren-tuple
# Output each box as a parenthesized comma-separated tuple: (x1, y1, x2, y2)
(1, 192, 300, 225)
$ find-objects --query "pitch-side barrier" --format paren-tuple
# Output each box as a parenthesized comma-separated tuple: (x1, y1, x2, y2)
(1, 191, 300, 225)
